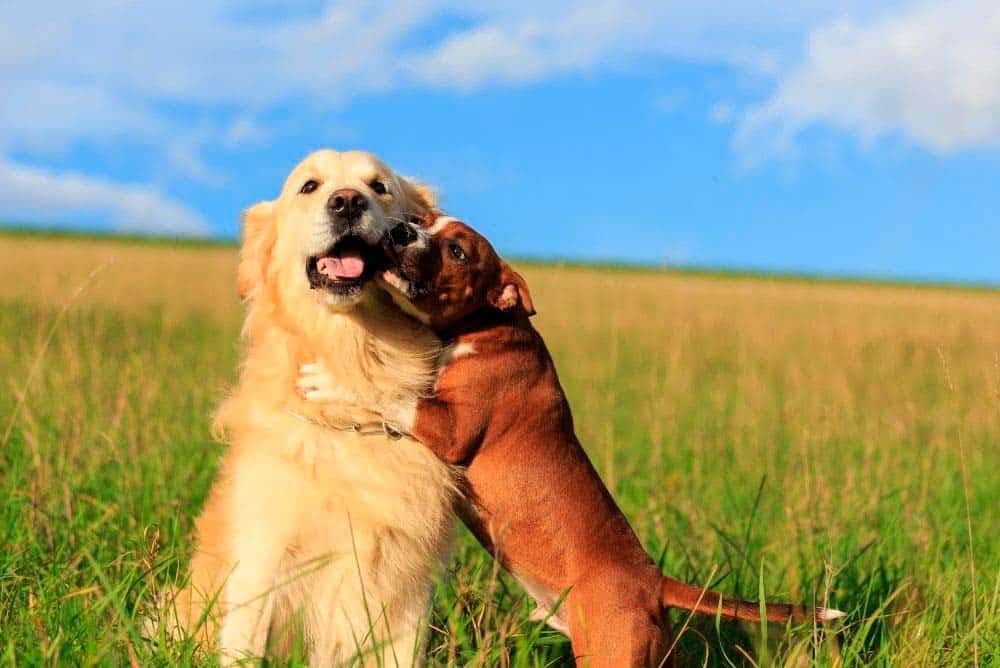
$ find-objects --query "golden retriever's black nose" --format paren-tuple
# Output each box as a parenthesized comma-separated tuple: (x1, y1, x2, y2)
(328, 189, 368, 221)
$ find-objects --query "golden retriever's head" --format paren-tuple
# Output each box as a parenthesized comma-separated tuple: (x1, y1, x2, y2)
(238, 149, 437, 311)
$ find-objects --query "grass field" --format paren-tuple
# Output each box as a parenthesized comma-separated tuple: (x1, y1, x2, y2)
(1, 232, 997, 666)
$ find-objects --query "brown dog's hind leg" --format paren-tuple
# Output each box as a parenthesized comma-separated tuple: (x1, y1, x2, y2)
(566, 571, 674, 668)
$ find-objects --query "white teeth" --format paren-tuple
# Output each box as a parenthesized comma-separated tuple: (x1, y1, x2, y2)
(379, 270, 409, 292)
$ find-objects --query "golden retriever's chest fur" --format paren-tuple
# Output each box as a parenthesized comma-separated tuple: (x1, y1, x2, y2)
(186, 298, 456, 665)
(223, 410, 456, 662)
(227, 399, 457, 561)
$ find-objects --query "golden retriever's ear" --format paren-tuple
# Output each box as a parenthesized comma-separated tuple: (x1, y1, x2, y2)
(489, 262, 536, 317)
(237, 200, 277, 300)
(400, 177, 438, 211)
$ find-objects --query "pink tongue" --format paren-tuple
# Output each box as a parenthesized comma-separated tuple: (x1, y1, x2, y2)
(317, 251, 365, 280)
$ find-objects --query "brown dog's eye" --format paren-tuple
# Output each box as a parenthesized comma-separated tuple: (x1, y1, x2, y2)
(370, 179, 388, 195)
(300, 179, 319, 194)
(447, 241, 468, 263)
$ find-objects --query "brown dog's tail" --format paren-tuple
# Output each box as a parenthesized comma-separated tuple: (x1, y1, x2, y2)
(660, 577, 844, 624)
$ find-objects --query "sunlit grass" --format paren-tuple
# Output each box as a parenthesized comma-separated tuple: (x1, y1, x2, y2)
(1, 233, 996, 666)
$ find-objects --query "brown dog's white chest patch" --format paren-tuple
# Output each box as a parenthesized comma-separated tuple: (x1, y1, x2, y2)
(438, 342, 476, 368)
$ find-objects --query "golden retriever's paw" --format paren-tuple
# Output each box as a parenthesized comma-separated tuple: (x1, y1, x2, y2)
(297, 362, 339, 403)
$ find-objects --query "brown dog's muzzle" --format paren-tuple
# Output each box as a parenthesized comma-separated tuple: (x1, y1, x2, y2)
(388, 221, 419, 247)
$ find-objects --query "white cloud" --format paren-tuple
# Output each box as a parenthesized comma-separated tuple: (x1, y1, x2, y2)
(166, 141, 226, 188)
(654, 90, 689, 114)
(407, 3, 652, 88)
(0, 1, 903, 149)
(709, 102, 736, 125)
(0, 81, 165, 154)
(403, 1, 872, 89)
(738, 0, 1000, 161)
(438, 1, 908, 83)
(222, 118, 270, 149)
(2, 0, 996, 230)
(0, 158, 209, 236)
(1, 1, 936, 158)
(163, 126, 229, 188)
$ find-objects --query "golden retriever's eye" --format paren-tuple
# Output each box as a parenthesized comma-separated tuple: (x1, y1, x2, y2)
(370, 179, 388, 195)
(447, 241, 468, 263)
(300, 179, 320, 194)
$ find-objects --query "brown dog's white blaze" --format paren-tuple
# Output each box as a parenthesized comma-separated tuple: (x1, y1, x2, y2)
(659, 577, 845, 623)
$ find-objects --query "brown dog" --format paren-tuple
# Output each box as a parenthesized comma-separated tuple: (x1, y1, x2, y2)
(301, 215, 843, 666)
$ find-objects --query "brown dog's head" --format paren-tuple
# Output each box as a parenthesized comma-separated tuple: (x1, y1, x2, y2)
(237, 149, 436, 312)
(378, 216, 535, 333)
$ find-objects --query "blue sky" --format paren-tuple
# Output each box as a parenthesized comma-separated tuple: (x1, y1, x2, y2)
(2, 1, 998, 283)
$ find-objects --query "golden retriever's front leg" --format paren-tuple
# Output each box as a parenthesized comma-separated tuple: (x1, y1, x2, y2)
(218, 457, 300, 664)
(219, 548, 282, 664)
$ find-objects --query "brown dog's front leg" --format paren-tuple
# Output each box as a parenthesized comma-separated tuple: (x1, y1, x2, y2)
(411, 397, 481, 465)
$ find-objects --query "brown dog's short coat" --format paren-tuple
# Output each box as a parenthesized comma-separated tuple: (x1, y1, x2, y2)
(303, 215, 843, 666)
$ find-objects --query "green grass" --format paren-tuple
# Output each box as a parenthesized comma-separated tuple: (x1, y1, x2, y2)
(1, 235, 997, 666)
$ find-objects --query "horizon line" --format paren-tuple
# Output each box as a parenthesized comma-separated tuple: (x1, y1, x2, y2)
(1, 224, 996, 292)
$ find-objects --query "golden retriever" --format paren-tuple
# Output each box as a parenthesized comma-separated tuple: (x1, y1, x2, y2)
(168, 150, 455, 666)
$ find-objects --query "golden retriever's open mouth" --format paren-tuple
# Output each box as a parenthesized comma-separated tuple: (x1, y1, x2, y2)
(306, 236, 384, 295)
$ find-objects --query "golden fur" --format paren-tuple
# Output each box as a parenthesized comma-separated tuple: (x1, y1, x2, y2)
(165, 150, 456, 666)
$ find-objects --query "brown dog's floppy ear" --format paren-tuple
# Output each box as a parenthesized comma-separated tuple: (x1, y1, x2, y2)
(237, 200, 276, 300)
(489, 262, 536, 317)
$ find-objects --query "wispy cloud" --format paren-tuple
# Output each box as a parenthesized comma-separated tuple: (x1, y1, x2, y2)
(0, 158, 208, 236)
(1, 1, 895, 151)
(222, 118, 270, 150)
(0, 81, 166, 154)
(2, 1, 929, 158)
(737, 0, 1000, 163)
(709, 102, 737, 125)
(1, 0, 996, 233)
(653, 90, 689, 114)
(406, 2, 655, 88)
